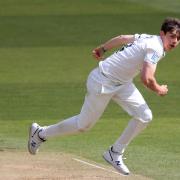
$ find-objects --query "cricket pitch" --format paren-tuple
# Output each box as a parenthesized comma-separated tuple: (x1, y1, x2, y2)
(0, 150, 152, 180)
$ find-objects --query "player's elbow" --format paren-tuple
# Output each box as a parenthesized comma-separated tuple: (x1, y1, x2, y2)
(117, 35, 134, 44)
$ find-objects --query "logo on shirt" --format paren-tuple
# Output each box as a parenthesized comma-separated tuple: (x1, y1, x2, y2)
(150, 52, 160, 64)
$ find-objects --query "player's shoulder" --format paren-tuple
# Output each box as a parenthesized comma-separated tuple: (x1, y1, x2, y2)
(134, 33, 153, 41)
(135, 34, 163, 50)
(134, 33, 158, 43)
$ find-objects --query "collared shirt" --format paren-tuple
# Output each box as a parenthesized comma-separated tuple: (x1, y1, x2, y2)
(99, 34, 165, 84)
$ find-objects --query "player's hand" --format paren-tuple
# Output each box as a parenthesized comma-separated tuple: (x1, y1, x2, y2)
(157, 85, 168, 96)
(92, 46, 106, 60)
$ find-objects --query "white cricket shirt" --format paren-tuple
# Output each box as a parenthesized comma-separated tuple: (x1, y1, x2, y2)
(99, 34, 165, 84)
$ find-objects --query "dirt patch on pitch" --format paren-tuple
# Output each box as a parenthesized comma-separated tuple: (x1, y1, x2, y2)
(0, 151, 152, 180)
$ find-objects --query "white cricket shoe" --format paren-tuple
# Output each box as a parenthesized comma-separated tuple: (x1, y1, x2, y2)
(103, 146, 130, 175)
(28, 123, 46, 155)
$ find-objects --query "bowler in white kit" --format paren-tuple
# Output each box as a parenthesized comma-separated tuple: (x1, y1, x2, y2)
(28, 17, 180, 175)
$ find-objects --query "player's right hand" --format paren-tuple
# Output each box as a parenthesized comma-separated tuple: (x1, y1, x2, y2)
(157, 85, 168, 96)
(92, 46, 105, 60)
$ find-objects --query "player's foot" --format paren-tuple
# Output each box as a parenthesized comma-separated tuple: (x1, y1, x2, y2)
(28, 123, 46, 155)
(103, 146, 130, 175)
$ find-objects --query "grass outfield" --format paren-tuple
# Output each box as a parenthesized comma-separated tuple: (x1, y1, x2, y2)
(0, 0, 180, 179)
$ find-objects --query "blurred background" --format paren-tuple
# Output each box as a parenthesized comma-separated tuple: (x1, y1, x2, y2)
(0, 1, 179, 179)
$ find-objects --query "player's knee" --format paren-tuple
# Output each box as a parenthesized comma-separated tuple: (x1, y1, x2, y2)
(136, 109, 153, 123)
(77, 113, 99, 132)
(77, 123, 93, 132)
(78, 126, 92, 132)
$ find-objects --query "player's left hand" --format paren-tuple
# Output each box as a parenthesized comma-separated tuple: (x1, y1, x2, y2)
(92, 46, 106, 60)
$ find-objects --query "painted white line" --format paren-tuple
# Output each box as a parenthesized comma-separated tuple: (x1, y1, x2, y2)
(72, 158, 121, 175)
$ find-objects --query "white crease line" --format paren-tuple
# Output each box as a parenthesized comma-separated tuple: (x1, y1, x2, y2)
(72, 158, 122, 176)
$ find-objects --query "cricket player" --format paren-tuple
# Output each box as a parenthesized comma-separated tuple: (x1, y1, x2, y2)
(28, 17, 180, 175)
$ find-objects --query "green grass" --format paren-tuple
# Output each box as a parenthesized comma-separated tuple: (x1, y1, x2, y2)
(0, 0, 180, 179)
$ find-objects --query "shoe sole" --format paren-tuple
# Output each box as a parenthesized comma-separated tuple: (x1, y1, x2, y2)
(28, 123, 36, 155)
(102, 154, 129, 176)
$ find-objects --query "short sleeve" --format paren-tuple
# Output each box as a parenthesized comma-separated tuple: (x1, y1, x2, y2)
(134, 33, 151, 41)
(144, 49, 161, 64)
(134, 34, 141, 41)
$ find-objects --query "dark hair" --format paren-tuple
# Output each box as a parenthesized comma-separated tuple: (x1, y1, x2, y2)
(161, 17, 180, 34)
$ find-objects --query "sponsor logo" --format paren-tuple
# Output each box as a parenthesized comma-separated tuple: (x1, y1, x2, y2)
(150, 52, 160, 64)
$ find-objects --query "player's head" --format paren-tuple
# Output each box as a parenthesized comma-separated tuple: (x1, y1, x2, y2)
(160, 17, 180, 51)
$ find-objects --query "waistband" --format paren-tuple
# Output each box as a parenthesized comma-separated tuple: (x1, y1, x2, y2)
(99, 69, 122, 87)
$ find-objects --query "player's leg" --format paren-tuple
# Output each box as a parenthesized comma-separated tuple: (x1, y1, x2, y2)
(103, 82, 152, 175)
(40, 68, 113, 138)
(111, 82, 152, 153)
(39, 91, 112, 139)
(28, 68, 113, 154)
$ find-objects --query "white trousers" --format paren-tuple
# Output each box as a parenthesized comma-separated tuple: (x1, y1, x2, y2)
(77, 68, 152, 131)
(42, 67, 152, 142)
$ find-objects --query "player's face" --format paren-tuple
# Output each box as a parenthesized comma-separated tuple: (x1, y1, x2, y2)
(160, 30, 180, 51)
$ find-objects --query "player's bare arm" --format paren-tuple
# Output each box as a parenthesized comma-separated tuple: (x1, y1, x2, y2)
(92, 35, 135, 60)
(141, 62, 168, 96)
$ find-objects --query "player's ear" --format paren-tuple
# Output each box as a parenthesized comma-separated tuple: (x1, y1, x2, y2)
(160, 31, 165, 36)
(160, 31, 166, 43)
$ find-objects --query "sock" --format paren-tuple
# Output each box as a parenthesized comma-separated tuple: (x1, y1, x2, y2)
(113, 119, 149, 154)
(39, 115, 79, 139)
